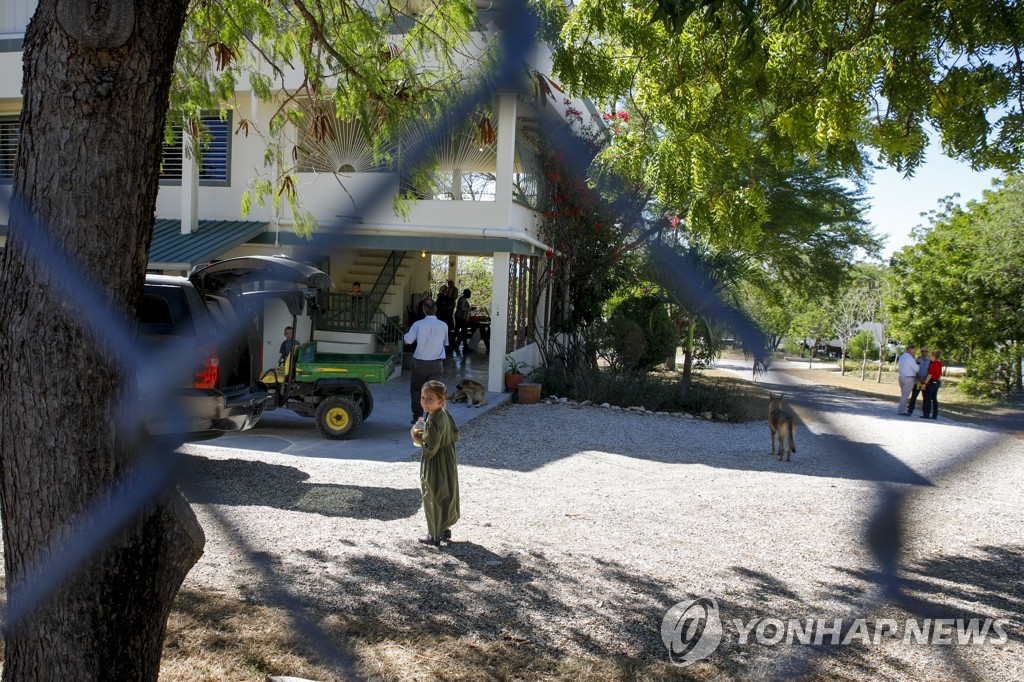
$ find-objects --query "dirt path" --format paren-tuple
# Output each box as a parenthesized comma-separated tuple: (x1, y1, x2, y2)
(708, 356, 1023, 433)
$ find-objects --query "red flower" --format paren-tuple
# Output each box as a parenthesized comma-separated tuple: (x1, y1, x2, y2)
(618, 111, 629, 122)
(545, 249, 554, 258)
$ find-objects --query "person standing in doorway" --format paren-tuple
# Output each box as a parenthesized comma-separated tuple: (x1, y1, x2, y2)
(897, 345, 919, 415)
(436, 279, 458, 354)
(454, 288, 472, 354)
(403, 299, 449, 424)
(414, 290, 434, 321)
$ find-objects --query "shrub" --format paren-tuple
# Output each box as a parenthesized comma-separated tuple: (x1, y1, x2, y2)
(848, 331, 882, 362)
(959, 347, 1019, 396)
(600, 295, 677, 372)
(540, 365, 759, 421)
(783, 338, 806, 357)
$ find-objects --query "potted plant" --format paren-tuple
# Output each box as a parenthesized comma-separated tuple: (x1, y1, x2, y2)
(504, 355, 529, 392)
(517, 368, 543, 405)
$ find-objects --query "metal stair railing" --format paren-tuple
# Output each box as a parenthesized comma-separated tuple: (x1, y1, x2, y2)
(365, 250, 406, 316)
(315, 250, 406, 334)
(370, 308, 405, 368)
(367, 251, 407, 368)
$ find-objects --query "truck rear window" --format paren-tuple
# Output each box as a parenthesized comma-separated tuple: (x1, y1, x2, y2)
(138, 286, 195, 336)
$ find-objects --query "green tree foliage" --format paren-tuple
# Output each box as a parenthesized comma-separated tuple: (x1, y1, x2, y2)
(889, 175, 1024, 393)
(171, 0, 480, 232)
(431, 255, 494, 312)
(649, 238, 760, 396)
(849, 330, 882, 362)
(601, 295, 678, 372)
(789, 295, 836, 367)
(533, 0, 1020, 285)
(739, 281, 794, 352)
(525, 107, 644, 379)
(533, 115, 637, 333)
(543, 0, 1024, 174)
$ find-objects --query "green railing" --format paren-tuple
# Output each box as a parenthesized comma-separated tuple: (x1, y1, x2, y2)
(372, 310, 405, 366)
(316, 291, 371, 331)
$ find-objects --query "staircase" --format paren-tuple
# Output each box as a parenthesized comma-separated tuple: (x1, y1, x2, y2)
(337, 251, 413, 312)
(316, 251, 410, 368)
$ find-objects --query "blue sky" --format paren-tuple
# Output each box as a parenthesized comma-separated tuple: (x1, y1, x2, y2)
(864, 145, 1003, 259)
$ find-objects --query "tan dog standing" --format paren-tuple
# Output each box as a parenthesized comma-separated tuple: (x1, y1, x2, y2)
(768, 392, 796, 462)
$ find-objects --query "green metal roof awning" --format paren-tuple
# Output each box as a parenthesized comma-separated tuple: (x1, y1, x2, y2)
(148, 219, 268, 271)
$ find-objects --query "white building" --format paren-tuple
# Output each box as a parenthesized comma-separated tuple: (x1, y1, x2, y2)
(0, 0, 596, 392)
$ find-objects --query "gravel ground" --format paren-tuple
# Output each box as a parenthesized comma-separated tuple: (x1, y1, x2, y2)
(178, 368, 1024, 680)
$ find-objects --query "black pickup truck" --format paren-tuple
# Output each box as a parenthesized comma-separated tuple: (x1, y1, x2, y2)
(137, 255, 331, 441)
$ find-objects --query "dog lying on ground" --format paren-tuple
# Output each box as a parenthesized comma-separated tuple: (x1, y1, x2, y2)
(449, 379, 487, 407)
(768, 392, 796, 462)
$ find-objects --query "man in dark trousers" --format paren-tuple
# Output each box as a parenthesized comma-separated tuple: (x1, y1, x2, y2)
(403, 299, 449, 423)
(906, 348, 931, 415)
(454, 288, 472, 354)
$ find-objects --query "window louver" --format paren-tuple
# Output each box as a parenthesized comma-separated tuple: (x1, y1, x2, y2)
(160, 112, 231, 185)
(0, 118, 20, 180)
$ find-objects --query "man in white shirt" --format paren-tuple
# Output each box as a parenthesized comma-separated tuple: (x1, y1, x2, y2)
(404, 299, 449, 423)
(897, 345, 919, 415)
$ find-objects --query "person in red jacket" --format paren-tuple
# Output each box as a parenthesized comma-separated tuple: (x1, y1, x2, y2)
(921, 350, 943, 420)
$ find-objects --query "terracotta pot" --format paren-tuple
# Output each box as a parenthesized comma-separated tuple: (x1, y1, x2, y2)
(504, 372, 525, 392)
(518, 382, 541, 404)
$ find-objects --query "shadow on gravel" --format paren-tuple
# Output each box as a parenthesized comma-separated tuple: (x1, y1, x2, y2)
(211, 539, 1021, 680)
(832, 544, 1024, 629)
(181, 454, 421, 520)
(462, 404, 933, 485)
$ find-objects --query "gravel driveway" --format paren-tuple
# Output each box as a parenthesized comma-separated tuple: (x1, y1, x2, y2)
(178, 365, 1024, 680)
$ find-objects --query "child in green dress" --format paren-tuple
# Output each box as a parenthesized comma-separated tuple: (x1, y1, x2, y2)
(410, 380, 460, 546)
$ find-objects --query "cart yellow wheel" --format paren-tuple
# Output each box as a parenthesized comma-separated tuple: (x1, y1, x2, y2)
(315, 396, 362, 440)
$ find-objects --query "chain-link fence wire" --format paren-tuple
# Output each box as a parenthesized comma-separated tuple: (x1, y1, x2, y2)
(751, 386, 1020, 680)
(1, 0, 1021, 677)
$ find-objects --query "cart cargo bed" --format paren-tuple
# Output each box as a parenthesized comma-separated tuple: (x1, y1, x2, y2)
(296, 343, 397, 384)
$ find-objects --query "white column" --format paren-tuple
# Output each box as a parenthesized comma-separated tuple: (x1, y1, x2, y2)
(447, 255, 457, 285)
(488, 251, 511, 394)
(180, 126, 199, 234)
(494, 92, 516, 222)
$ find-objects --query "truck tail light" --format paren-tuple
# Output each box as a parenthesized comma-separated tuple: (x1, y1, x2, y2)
(194, 347, 220, 389)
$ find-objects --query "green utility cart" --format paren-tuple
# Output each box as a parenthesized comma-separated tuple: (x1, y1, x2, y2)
(261, 341, 398, 440)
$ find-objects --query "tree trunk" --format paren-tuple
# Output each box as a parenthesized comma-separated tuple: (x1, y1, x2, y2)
(876, 342, 884, 383)
(0, 3, 203, 680)
(840, 340, 847, 375)
(1014, 339, 1023, 393)
(678, 321, 695, 402)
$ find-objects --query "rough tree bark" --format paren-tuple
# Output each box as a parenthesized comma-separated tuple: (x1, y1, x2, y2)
(0, 2, 203, 680)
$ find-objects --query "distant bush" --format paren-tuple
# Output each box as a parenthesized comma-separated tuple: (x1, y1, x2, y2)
(848, 331, 882, 362)
(539, 365, 758, 421)
(598, 295, 676, 372)
(959, 347, 1019, 396)
(783, 338, 806, 358)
